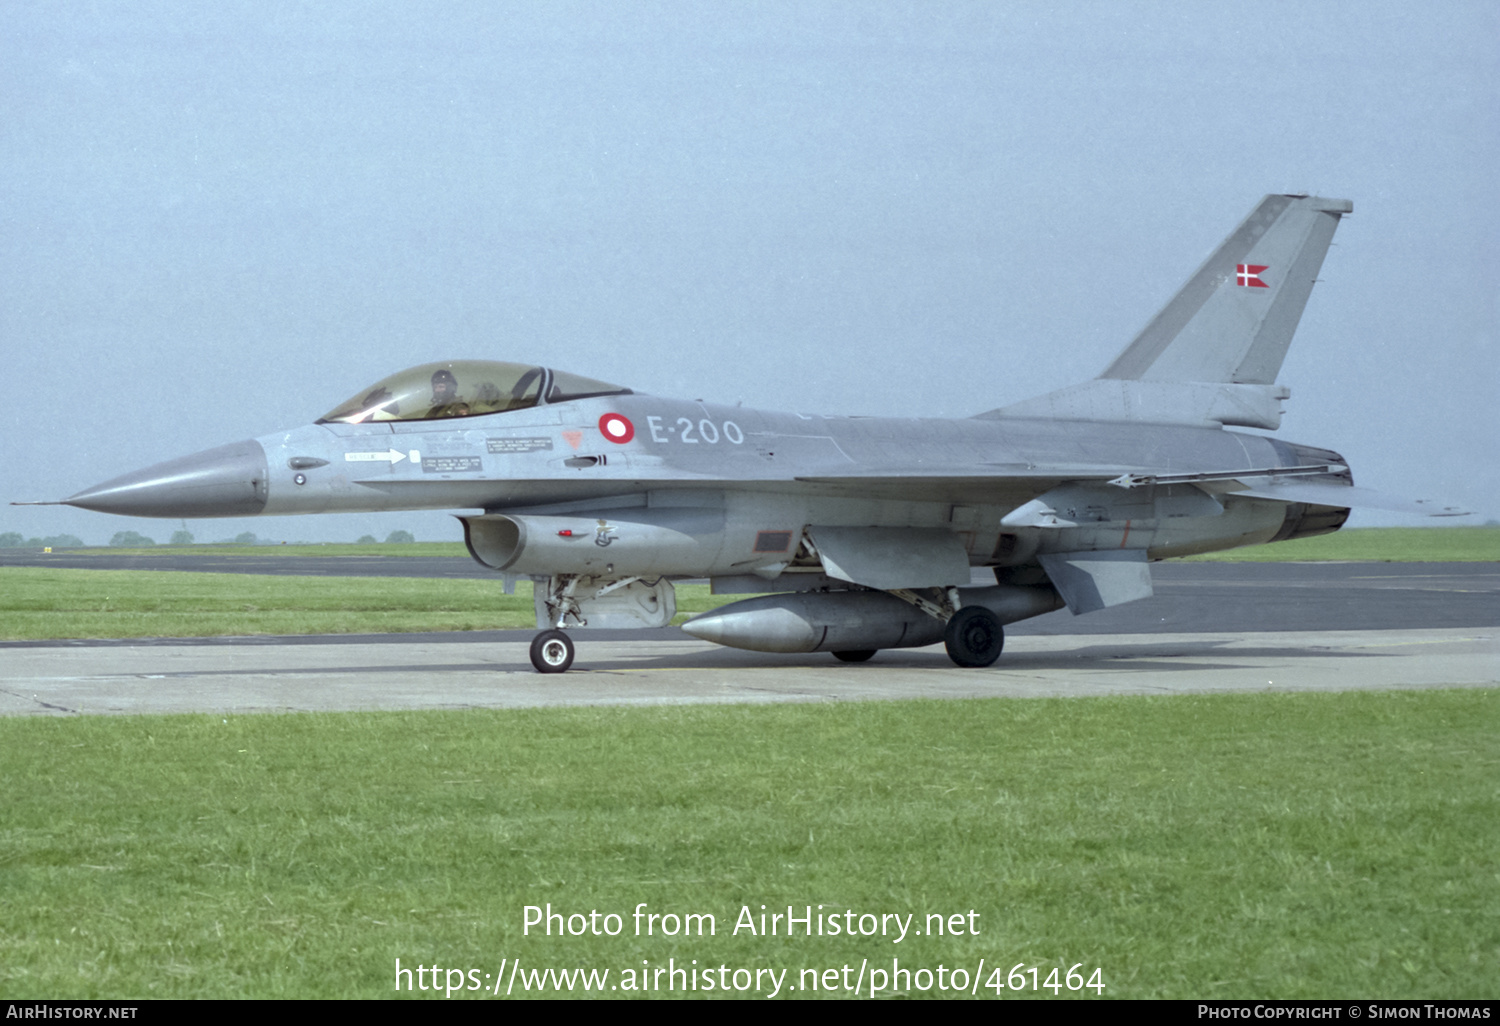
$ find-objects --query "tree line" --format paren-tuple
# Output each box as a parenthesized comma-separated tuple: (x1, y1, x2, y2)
(1, 530, 421, 548)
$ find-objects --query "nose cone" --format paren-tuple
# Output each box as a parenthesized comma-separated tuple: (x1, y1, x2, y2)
(65, 440, 270, 518)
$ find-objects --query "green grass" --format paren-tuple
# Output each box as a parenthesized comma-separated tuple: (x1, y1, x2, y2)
(1182, 527, 1500, 562)
(0, 568, 738, 641)
(0, 691, 1494, 998)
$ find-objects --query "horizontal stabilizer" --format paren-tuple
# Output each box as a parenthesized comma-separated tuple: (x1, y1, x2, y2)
(1234, 482, 1470, 517)
(1038, 550, 1154, 615)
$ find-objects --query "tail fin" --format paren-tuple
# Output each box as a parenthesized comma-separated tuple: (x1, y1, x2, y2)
(1101, 194, 1351, 384)
(992, 194, 1352, 430)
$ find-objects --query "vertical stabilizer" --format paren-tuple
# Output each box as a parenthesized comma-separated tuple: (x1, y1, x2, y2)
(991, 194, 1352, 429)
(1100, 194, 1351, 384)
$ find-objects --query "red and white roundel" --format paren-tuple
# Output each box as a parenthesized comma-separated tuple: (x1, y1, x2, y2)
(598, 413, 635, 444)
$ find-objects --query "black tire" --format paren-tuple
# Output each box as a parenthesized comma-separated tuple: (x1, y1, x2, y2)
(529, 629, 575, 673)
(943, 607, 1003, 668)
(832, 649, 877, 663)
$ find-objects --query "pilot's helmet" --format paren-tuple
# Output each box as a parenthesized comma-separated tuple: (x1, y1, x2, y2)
(431, 368, 458, 393)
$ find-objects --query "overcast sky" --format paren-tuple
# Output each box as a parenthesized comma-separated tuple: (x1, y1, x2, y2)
(4, 1, 1496, 544)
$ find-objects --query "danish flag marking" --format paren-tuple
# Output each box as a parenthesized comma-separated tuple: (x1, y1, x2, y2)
(1236, 264, 1269, 288)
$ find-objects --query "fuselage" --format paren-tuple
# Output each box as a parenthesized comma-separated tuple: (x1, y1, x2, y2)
(65, 389, 1348, 577)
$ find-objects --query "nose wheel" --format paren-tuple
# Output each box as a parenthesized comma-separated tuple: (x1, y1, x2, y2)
(530, 629, 575, 673)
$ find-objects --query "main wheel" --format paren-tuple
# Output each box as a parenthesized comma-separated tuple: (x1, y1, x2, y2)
(832, 649, 877, 663)
(943, 607, 1003, 667)
(529, 629, 575, 673)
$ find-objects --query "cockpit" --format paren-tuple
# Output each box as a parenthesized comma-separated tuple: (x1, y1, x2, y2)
(318, 361, 632, 424)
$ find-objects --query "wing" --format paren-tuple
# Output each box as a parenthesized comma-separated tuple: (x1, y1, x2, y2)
(792, 463, 1132, 503)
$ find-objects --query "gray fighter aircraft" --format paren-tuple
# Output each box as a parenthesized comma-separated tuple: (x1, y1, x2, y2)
(36, 194, 1466, 672)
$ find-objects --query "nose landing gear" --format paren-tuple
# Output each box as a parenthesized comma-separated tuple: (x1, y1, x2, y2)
(529, 629, 575, 673)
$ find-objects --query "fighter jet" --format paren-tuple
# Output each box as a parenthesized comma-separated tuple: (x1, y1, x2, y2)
(35, 195, 1466, 672)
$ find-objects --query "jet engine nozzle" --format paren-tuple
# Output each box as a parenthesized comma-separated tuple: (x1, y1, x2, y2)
(64, 440, 270, 518)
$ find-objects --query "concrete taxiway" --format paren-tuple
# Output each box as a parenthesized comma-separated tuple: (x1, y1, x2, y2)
(1, 559, 1495, 716)
(1, 628, 1494, 718)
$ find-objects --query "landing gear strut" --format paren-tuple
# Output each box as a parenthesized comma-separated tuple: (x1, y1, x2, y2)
(530, 629, 575, 673)
(944, 606, 1003, 667)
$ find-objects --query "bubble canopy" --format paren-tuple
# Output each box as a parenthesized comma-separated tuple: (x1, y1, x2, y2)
(318, 361, 632, 424)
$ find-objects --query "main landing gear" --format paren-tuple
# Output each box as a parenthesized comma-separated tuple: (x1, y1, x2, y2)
(943, 606, 1004, 667)
(529, 629, 575, 673)
(828, 604, 1005, 667)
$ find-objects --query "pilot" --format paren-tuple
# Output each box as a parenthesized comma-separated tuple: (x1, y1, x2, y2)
(429, 369, 465, 417)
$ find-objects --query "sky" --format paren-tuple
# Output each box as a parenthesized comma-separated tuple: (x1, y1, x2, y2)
(4, 1, 1497, 544)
